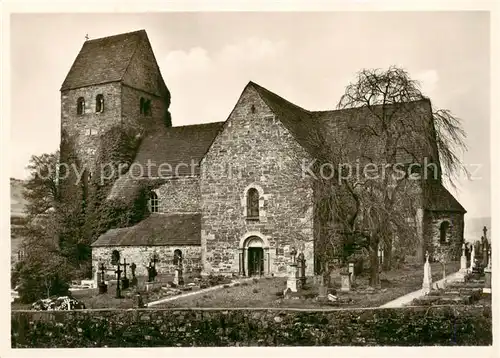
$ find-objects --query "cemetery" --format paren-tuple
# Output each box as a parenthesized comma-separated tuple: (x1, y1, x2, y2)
(13, 230, 492, 310)
(11, 225, 492, 347)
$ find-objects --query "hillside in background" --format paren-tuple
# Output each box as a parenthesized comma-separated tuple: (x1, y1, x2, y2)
(10, 178, 28, 265)
(464, 216, 491, 243)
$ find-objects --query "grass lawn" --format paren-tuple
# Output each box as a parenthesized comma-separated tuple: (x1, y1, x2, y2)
(159, 261, 461, 309)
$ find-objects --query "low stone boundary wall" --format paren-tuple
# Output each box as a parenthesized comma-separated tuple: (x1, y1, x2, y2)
(11, 305, 491, 347)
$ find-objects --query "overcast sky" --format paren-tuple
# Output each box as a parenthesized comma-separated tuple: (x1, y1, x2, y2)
(10, 12, 489, 219)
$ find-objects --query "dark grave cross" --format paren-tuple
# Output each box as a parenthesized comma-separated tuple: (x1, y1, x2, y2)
(152, 252, 159, 267)
(149, 252, 159, 282)
(298, 253, 306, 287)
(121, 258, 130, 290)
(131, 262, 137, 277)
(147, 262, 157, 282)
(98, 262, 108, 294)
(99, 263, 106, 283)
(115, 262, 123, 299)
(130, 262, 138, 287)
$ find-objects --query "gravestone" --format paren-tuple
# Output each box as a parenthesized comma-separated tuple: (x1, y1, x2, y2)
(135, 293, 144, 308)
(94, 263, 100, 287)
(114, 263, 123, 299)
(285, 262, 299, 293)
(460, 244, 467, 273)
(458, 243, 468, 282)
(422, 251, 432, 294)
(328, 264, 336, 288)
(348, 263, 355, 283)
(318, 283, 328, 300)
(174, 265, 184, 286)
(173, 254, 184, 286)
(121, 259, 130, 290)
(98, 263, 107, 294)
(484, 249, 492, 294)
(340, 271, 351, 292)
(147, 263, 157, 282)
(481, 234, 489, 267)
(130, 262, 138, 287)
(297, 253, 306, 287)
(469, 244, 476, 273)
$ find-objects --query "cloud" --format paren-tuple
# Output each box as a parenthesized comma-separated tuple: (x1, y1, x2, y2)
(160, 38, 288, 125)
(163, 47, 211, 76)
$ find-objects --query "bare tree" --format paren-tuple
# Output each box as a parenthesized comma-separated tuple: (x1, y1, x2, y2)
(311, 66, 467, 286)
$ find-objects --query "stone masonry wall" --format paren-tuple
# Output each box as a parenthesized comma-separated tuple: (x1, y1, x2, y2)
(92, 245, 202, 280)
(121, 84, 167, 132)
(201, 85, 315, 277)
(154, 177, 200, 214)
(12, 306, 492, 347)
(423, 210, 464, 262)
(61, 82, 122, 172)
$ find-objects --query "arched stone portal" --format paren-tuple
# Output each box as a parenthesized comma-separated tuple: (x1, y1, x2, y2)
(239, 233, 270, 276)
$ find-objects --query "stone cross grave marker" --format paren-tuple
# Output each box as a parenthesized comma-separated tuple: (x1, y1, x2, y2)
(484, 249, 492, 294)
(348, 262, 355, 283)
(174, 259, 184, 286)
(130, 262, 138, 287)
(114, 262, 123, 299)
(298, 253, 306, 287)
(318, 275, 327, 300)
(460, 243, 467, 272)
(98, 262, 107, 294)
(469, 244, 476, 273)
(285, 248, 299, 293)
(286, 262, 299, 293)
(121, 258, 130, 290)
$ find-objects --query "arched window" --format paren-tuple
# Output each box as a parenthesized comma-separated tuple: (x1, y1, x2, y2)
(77, 97, 85, 115)
(140, 97, 145, 114)
(149, 191, 159, 213)
(173, 249, 182, 266)
(246, 188, 259, 218)
(111, 250, 120, 265)
(439, 221, 450, 245)
(95, 94, 104, 113)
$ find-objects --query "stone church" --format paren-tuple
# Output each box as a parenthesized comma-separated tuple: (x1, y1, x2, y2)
(58, 30, 466, 279)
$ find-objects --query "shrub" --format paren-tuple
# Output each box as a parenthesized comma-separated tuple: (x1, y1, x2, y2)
(252, 288, 259, 294)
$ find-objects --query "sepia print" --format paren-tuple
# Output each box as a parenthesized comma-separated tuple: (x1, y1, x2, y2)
(7, 10, 492, 349)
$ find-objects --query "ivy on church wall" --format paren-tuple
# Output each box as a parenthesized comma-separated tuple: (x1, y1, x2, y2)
(57, 125, 158, 274)
(82, 125, 148, 247)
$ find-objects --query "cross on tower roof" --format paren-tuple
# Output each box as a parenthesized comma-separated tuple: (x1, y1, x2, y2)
(85, 34, 89, 41)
